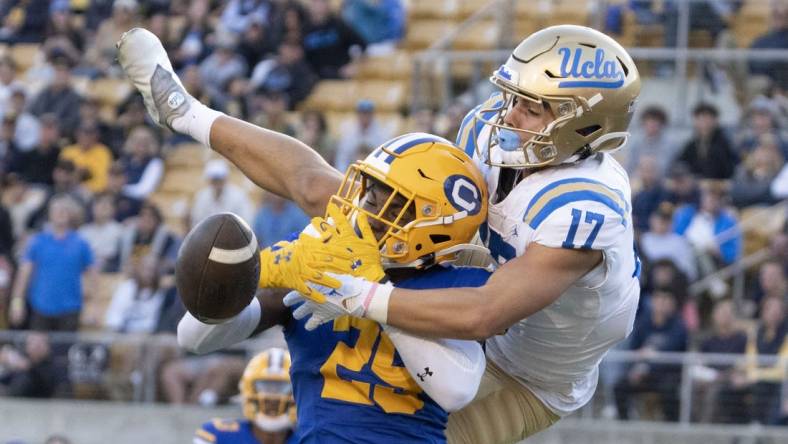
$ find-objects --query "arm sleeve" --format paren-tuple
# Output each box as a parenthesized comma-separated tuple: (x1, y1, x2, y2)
(177, 297, 262, 354)
(382, 325, 485, 412)
(122, 158, 164, 199)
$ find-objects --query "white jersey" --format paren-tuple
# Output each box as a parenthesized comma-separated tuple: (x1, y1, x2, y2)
(457, 97, 641, 416)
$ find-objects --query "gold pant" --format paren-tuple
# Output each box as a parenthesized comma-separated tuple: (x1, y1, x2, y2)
(446, 360, 560, 444)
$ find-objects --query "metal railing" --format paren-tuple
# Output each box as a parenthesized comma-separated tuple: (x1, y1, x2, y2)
(0, 329, 785, 428)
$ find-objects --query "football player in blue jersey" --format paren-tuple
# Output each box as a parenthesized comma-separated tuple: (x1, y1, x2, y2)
(194, 347, 295, 444)
(178, 134, 492, 443)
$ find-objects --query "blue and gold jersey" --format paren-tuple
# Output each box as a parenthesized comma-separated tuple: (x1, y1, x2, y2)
(193, 418, 295, 444)
(285, 265, 490, 444)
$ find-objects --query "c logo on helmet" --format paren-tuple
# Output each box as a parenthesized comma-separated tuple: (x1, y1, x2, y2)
(444, 175, 482, 216)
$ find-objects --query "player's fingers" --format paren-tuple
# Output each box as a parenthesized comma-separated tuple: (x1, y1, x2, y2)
(308, 272, 342, 290)
(305, 313, 326, 331)
(355, 211, 377, 244)
(327, 204, 353, 235)
(292, 302, 313, 320)
(282, 291, 305, 307)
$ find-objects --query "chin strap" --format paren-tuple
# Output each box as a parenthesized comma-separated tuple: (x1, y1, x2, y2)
(382, 243, 495, 270)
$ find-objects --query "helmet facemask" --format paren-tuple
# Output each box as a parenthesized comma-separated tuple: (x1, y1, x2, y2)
(244, 379, 293, 432)
(329, 166, 436, 267)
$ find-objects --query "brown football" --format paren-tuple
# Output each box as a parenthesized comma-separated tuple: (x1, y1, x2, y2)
(175, 212, 260, 323)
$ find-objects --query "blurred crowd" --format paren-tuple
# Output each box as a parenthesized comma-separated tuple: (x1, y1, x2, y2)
(0, 0, 784, 432)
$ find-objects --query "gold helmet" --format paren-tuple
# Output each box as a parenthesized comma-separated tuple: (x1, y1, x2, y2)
(330, 133, 488, 268)
(476, 25, 641, 168)
(239, 347, 295, 432)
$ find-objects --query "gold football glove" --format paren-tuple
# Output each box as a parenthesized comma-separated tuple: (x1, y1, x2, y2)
(320, 204, 385, 283)
(258, 236, 346, 302)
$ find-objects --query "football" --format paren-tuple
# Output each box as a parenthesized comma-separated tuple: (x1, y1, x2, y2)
(176, 212, 260, 323)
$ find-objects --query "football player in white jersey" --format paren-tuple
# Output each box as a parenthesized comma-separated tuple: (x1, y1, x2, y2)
(116, 24, 641, 443)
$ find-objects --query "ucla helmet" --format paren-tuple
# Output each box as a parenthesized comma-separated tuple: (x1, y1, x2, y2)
(239, 348, 295, 432)
(476, 25, 641, 168)
(330, 133, 488, 268)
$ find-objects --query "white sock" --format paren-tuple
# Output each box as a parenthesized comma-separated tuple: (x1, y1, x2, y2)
(170, 99, 225, 149)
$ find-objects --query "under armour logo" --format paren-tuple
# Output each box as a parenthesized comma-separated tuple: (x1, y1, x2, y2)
(510, 226, 519, 237)
(416, 367, 433, 382)
(328, 288, 341, 297)
(350, 259, 362, 270)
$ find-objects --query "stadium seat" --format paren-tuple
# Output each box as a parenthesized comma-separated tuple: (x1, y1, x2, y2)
(301, 80, 360, 111)
(407, 0, 460, 19)
(359, 80, 408, 112)
(148, 192, 190, 235)
(164, 143, 210, 169)
(357, 51, 413, 80)
(79, 273, 125, 330)
(404, 20, 457, 50)
(159, 167, 205, 195)
(741, 205, 787, 255)
(9, 43, 41, 73)
(323, 111, 405, 139)
(87, 78, 133, 107)
(457, 0, 493, 19)
(453, 20, 500, 50)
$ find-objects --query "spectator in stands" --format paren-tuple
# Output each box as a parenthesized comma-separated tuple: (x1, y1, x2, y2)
(631, 155, 668, 233)
(85, 0, 141, 75)
(2, 173, 47, 240)
(28, 54, 81, 138)
(159, 352, 247, 405)
(9, 195, 96, 331)
(0, 88, 40, 153)
(79, 193, 123, 273)
(191, 159, 254, 227)
(105, 163, 142, 222)
(237, 16, 276, 69)
(675, 103, 737, 180)
(198, 33, 248, 106)
(79, 98, 123, 156)
(754, 260, 787, 310)
(342, 0, 404, 55)
(664, 1, 740, 49)
(749, 3, 787, 90)
(268, 0, 307, 48)
(0, 113, 18, 172)
(334, 99, 394, 172)
(0, 56, 22, 116)
(640, 204, 697, 281)
(0, 0, 49, 43)
(614, 287, 688, 422)
(45, 1, 85, 57)
(0, 332, 57, 398)
(249, 38, 318, 108)
(297, 110, 336, 165)
(730, 134, 785, 207)
(60, 121, 113, 194)
(119, 201, 177, 272)
(104, 255, 166, 334)
(303, 0, 366, 79)
(663, 162, 700, 208)
(251, 90, 296, 136)
(7, 114, 60, 186)
(743, 295, 787, 424)
(673, 182, 742, 274)
(0, 202, 12, 326)
(253, 192, 310, 248)
(673, 181, 741, 266)
(736, 96, 788, 158)
(119, 126, 163, 200)
(695, 298, 748, 423)
(171, 0, 211, 69)
(219, 0, 272, 36)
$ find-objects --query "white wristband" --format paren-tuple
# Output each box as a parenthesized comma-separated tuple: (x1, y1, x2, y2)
(364, 283, 393, 324)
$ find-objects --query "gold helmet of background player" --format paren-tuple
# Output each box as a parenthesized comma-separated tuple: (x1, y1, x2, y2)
(475, 24, 641, 168)
(240, 347, 295, 432)
(330, 133, 488, 268)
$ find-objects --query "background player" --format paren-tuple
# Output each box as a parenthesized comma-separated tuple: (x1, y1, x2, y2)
(194, 347, 295, 444)
(179, 136, 491, 443)
(117, 25, 641, 443)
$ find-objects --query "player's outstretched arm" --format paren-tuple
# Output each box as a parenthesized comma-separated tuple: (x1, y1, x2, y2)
(178, 289, 289, 354)
(116, 28, 341, 217)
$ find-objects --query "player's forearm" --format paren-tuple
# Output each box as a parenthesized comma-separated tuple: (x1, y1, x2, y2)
(386, 286, 503, 340)
(209, 116, 342, 217)
(177, 297, 262, 354)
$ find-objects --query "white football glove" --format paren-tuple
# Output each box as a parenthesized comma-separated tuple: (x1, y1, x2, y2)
(282, 273, 394, 330)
